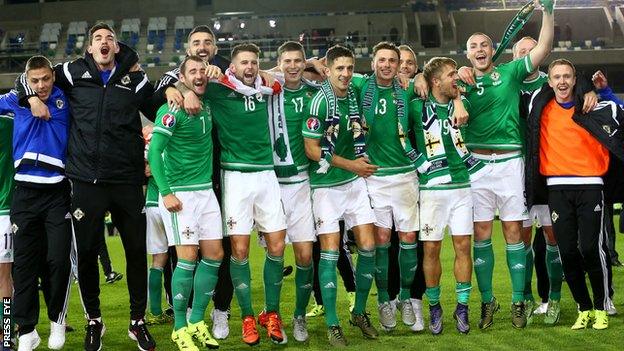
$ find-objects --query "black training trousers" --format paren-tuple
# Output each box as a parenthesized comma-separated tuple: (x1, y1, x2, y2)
(71, 180, 147, 320)
(98, 232, 113, 277)
(11, 182, 72, 333)
(548, 186, 611, 311)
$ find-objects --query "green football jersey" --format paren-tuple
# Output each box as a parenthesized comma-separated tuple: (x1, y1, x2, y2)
(521, 71, 547, 93)
(0, 114, 14, 215)
(283, 84, 318, 176)
(205, 82, 274, 172)
(302, 91, 358, 188)
(410, 97, 470, 190)
(350, 75, 415, 176)
(145, 177, 159, 207)
(149, 103, 213, 196)
(463, 55, 533, 151)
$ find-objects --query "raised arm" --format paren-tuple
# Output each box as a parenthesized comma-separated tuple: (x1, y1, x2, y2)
(528, 0, 554, 70)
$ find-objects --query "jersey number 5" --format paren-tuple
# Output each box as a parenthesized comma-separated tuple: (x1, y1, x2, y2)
(476, 82, 484, 96)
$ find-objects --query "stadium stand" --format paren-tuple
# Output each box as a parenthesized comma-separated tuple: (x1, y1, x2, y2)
(0, 0, 623, 91)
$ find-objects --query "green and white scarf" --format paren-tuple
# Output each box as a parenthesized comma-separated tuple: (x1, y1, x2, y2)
(317, 79, 365, 174)
(360, 75, 429, 171)
(219, 69, 298, 177)
(418, 98, 490, 186)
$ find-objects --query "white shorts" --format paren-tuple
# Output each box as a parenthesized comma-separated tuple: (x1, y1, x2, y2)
(146, 206, 169, 254)
(311, 178, 376, 235)
(0, 215, 13, 263)
(470, 153, 528, 222)
(222, 170, 286, 236)
(366, 172, 419, 232)
(280, 179, 316, 243)
(419, 187, 473, 241)
(522, 205, 552, 228)
(160, 189, 223, 246)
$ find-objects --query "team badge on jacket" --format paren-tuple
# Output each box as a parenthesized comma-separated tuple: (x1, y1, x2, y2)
(56, 99, 64, 109)
(73, 208, 85, 221)
(121, 74, 131, 85)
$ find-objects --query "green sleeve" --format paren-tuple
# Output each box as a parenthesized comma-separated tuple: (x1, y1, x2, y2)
(147, 133, 172, 196)
(148, 106, 178, 196)
(505, 55, 534, 82)
(350, 73, 368, 94)
(302, 92, 326, 139)
(405, 80, 416, 101)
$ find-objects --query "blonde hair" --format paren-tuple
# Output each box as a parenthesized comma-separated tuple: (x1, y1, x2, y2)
(423, 57, 457, 85)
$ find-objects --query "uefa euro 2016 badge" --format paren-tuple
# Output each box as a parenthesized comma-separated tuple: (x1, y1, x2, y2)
(121, 74, 131, 85)
(56, 99, 64, 109)
(162, 113, 176, 128)
(306, 117, 320, 132)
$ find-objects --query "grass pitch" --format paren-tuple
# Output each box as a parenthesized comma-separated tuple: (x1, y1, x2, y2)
(36, 220, 624, 350)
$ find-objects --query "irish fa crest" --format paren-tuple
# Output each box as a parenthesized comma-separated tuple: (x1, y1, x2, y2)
(73, 208, 85, 221)
(491, 71, 500, 81)
(121, 74, 131, 85)
(56, 99, 64, 109)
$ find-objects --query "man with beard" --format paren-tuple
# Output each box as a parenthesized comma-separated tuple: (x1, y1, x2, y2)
(179, 43, 288, 346)
(148, 25, 233, 340)
(148, 55, 223, 351)
(410, 57, 484, 335)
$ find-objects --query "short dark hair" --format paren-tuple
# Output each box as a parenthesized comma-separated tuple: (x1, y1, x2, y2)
(180, 55, 205, 75)
(548, 58, 576, 76)
(326, 45, 354, 67)
(372, 41, 400, 59)
(25, 55, 53, 73)
(88, 22, 116, 45)
(423, 57, 457, 85)
(187, 25, 215, 43)
(231, 42, 260, 60)
(277, 41, 305, 60)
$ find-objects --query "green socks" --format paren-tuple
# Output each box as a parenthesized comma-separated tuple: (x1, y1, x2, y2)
(172, 259, 195, 330)
(426, 286, 441, 306)
(319, 250, 339, 327)
(148, 267, 163, 316)
(399, 241, 418, 301)
(524, 245, 535, 301)
(353, 249, 375, 315)
(189, 258, 221, 324)
(230, 256, 254, 318)
(374, 243, 390, 304)
(456, 282, 472, 305)
(473, 239, 494, 303)
(506, 242, 526, 303)
(264, 253, 284, 313)
(294, 264, 314, 317)
(546, 244, 563, 300)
